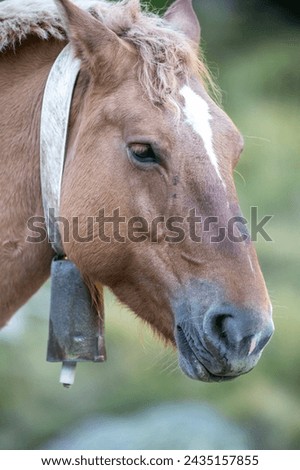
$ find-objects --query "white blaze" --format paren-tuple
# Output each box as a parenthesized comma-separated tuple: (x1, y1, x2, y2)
(180, 85, 225, 187)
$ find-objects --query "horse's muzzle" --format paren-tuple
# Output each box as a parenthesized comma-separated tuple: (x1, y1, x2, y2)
(175, 304, 274, 382)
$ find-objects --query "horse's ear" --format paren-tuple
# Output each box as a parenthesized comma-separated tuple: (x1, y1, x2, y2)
(54, 0, 129, 74)
(164, 0, 200, 46)
(126, 0, 141, 19)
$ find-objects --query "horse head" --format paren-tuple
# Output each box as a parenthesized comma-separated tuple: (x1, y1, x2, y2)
(57, 0, 274, 382)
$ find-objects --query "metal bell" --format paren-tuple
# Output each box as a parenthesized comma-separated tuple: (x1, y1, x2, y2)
(47, 257, 106, 388)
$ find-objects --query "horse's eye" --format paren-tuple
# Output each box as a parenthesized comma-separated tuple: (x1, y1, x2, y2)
(129, 143, 159, 164)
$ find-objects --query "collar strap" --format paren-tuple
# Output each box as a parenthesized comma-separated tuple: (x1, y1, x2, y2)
(40, 44, 81, 256)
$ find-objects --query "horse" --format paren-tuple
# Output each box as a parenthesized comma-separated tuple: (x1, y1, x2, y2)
(0, 0, 274, 382)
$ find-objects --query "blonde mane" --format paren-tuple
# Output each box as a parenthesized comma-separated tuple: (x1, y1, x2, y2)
(0, 0, 215, 107)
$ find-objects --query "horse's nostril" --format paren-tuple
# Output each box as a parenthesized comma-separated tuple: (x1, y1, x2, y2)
(204, 307, 274, 360)
(255, 331, 273, 354)
(210, 313, 232, 346)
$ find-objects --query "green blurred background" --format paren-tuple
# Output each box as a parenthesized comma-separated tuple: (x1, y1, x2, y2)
(0, 0, 299, 450)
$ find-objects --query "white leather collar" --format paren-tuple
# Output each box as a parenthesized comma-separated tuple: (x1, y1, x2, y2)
(40, 44, 81, 255)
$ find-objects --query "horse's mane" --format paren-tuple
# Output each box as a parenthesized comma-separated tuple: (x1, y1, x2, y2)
(0, 0, 215, 107)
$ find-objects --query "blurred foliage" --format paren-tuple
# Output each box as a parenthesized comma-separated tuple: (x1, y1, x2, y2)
(0, 0, 299, 450)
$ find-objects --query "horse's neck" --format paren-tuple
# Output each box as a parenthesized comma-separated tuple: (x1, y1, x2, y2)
(0, 37, 65, 325)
